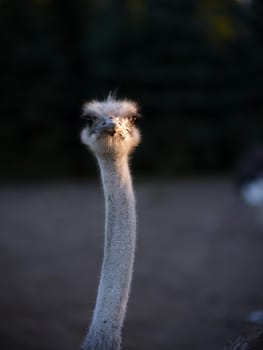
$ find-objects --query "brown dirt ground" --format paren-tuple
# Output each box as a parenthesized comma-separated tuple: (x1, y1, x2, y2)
(0, 178, 263, 350)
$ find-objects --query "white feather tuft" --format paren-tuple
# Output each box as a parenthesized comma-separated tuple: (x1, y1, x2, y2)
(82, 95, 139, 119)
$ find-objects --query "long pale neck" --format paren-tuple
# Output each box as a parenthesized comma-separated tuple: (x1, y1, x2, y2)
(83, 155, 136, 350)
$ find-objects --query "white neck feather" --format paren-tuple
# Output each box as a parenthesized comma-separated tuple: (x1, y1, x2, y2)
(83, 155, 136, 350)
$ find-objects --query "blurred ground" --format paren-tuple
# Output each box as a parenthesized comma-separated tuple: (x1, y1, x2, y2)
(0, 178, 263, 350)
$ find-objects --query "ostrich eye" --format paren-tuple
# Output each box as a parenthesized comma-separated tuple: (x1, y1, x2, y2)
(85, 115, 94, 127)
(129, 115, 137, 125)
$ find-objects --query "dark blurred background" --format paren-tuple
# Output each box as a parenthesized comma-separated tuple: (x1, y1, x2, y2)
(1, 2, 263, 350)
(1, 0, 263, 180)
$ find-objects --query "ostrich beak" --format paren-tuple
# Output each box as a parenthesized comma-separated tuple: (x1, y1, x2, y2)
(98, 122, 116, 136)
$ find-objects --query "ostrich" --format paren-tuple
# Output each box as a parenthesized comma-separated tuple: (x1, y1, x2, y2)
(80, 95, 140, 350)
(80, 95, 263, 350)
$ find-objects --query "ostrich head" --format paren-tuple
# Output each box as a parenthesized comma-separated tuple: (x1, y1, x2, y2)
(80, 95, 141, 158)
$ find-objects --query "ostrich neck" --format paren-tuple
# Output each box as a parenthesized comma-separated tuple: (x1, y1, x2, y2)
(83, 155, 136, 350)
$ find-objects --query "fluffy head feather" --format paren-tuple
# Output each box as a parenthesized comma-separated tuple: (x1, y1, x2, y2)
(82, 94, 140, 120)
